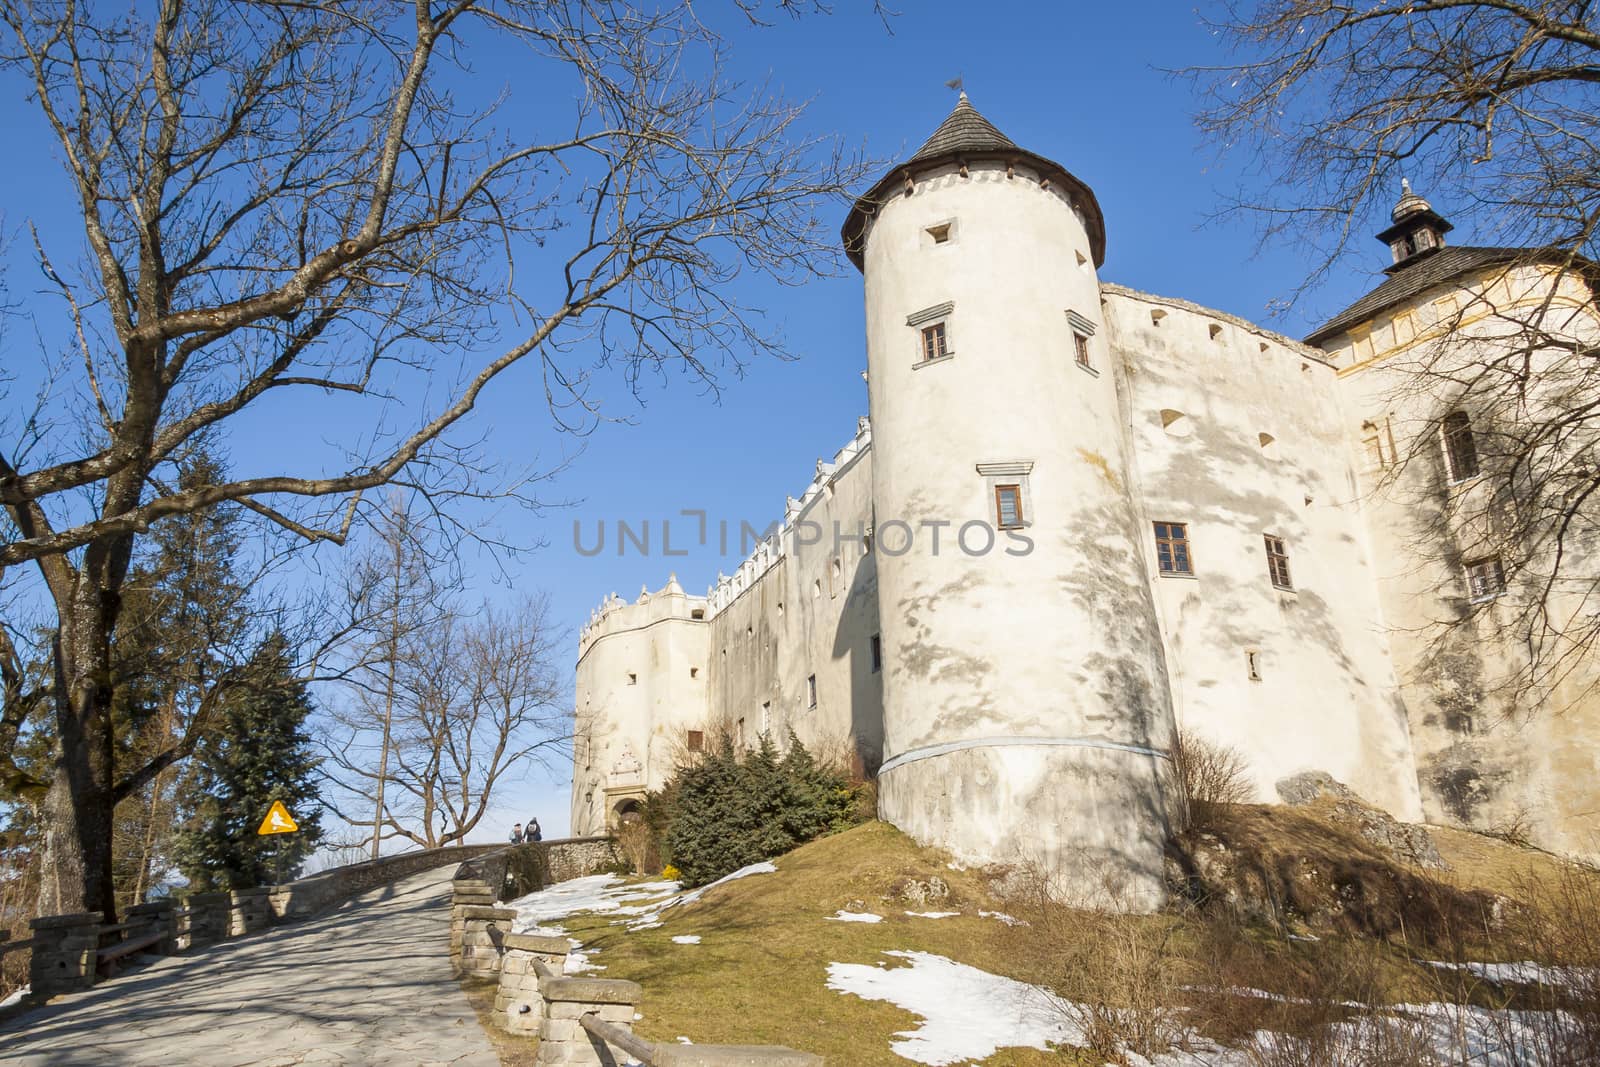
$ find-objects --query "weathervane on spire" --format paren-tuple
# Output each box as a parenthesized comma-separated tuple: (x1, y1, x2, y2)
(944, 76, 965, 101)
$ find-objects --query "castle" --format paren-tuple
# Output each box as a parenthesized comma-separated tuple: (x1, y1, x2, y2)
(570, 96, 1600, 907)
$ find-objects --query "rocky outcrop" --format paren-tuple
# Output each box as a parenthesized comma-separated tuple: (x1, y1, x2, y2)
(1275, 772, 1447, 870)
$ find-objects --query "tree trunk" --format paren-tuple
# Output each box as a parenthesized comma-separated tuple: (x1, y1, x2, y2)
(37, 584, 121, 922)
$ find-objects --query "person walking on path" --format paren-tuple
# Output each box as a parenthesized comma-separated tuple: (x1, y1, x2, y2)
(509, 823, 524, 845)
(526, 818, 542, 842)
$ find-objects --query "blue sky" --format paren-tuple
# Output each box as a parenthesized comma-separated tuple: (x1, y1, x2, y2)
(1, 1, 1429, 845)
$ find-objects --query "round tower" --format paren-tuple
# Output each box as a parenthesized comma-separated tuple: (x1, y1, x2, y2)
(843, 95, 1177, 909)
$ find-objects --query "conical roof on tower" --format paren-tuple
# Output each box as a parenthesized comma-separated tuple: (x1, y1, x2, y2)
(907, 92, 1017, 162)
(841, 94, 1106, 270)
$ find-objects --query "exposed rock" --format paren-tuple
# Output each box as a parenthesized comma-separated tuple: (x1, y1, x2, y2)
(892, 876, 950, 907)
(1275, 772, 1448, 870)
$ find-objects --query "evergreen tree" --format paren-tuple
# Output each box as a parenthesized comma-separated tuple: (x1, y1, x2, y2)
(172, 635, 323, 890)
(663, 731, 859, 888)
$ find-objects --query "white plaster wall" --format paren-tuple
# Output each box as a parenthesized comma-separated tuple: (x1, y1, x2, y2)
(707, 445, 884, 770)
(570, 586, 710, 836)
(1103, 287, 1422, 819)
(1326, 263, 1600, 859)
(860, 161, 1176, 909)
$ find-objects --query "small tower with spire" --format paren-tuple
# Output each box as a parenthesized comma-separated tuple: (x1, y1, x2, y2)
(1376, 179, 1453, 271)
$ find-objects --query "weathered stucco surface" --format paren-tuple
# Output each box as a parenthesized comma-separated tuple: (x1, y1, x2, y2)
(570, 104, 1600, 887)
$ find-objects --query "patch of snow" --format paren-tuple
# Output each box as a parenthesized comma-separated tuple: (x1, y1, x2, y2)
(671, 935, 702, 945)
(979, 910, 1028, 927)
(565, 946, 602, 974)
(0, 985, 29, 1009)
(826, 910, 884, 923)
(905, 911, 960, 919)
(828, 951, 1076, 1065)
(1426, 959, 1595, 989)
(676, 1036, 693, 1044)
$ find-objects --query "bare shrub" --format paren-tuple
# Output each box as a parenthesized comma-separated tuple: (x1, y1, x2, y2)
(1172, 730, 1253, 835)
(1006, 857, 1190, 1063)
(614, 817, 660, 877)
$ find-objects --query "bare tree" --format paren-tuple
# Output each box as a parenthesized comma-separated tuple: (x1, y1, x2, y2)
(323, 596, 567, 850)
(1193, 0, 1600, 282)
(0, 0, 869, 916)
(1193, 1, 1600, 716)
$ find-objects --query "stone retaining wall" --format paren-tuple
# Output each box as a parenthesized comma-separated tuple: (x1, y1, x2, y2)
(269, 844, 504, 921)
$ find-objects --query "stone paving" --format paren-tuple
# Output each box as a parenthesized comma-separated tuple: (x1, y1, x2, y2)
(0, 866, 501, 1066)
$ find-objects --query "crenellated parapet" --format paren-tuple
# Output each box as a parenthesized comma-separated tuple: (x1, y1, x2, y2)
(704, 414, 872, 615)
(577, 573, 707, 657)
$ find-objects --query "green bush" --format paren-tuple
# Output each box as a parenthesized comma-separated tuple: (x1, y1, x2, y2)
(661, 730, 863, 888)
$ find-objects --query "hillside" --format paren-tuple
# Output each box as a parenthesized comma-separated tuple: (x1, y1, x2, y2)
(500, 817, 1599, 1066)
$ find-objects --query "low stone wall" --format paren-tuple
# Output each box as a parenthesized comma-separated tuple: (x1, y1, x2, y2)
(181, 892, 231, 950)
(494, 933, 571, 1035)
(269, 844, 504, 921)
(229, 888, 274, 936)
(27, 913, 101, 998)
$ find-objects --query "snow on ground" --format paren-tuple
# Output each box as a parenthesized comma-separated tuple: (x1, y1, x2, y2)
(507, 863, 778, 973)
(672, 935, 702, 945)
(978, 910, 1028, 927)
(827, 911, 884, 923)
(830, 950, 1578, 1067)
(1426, 959, 1597, 989)
(904, 911, 960, 919)
(828, 951, 1077, 1065)
(0, 985, 29, 1009)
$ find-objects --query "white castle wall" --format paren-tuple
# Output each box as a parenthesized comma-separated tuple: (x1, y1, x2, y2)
(1102, 286, 1422, 819)
(1325, 262, 1600, 857)
(859, 160, 1176, 910)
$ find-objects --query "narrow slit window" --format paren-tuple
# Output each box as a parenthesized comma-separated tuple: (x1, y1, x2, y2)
(920, 322, 948, 362)
(1442, 411, 1480, 482)
(870, 633, 882, 673)
(1263, 535, 1293, 590)
(1246, 650, 1262, 682)
(1154, 521, 1193, 576)
(807, 674, 818, 708)
(627, 672, 637, 685)
(1465, 557, 1505, 601)
(995, 484, 1025, 529)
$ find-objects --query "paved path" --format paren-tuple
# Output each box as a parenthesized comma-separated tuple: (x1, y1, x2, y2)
(0, 867, 501, 1067)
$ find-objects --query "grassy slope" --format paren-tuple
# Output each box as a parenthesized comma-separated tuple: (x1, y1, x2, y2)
(550, 818, 1596, 1065)
(559, 821, 1086, 1066)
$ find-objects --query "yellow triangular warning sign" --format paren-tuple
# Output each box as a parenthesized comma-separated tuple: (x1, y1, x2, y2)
(257, 800, 299, 835)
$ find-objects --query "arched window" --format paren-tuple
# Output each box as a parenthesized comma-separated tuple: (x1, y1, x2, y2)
(1442, 411, 1479, 482)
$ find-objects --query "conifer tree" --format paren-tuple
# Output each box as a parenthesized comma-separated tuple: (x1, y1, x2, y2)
(172, 635, 323, 890)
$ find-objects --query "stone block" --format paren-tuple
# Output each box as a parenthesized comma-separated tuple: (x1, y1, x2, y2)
(503, 932, 571, 954)
(541, 977, 642, 1005)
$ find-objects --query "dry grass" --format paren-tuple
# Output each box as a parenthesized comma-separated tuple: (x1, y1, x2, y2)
(490, 818, 1598, 1066)
(459, 976, 537, 1066)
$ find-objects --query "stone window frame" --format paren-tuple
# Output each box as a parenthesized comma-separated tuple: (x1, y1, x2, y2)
(1465, 556, 1505, 602)
(1066, 308, 1098, 376)
(976, 461, 1035, 530)
(908, 301, 955, 368)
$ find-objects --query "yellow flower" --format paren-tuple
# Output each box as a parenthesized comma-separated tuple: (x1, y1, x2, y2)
(662, 864, 681, 881)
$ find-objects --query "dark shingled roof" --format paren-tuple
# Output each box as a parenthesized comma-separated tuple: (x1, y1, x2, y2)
(1304, 245, 1538, 346)
(841, 97, 1106, 271)
(908, 97, 1017, 161)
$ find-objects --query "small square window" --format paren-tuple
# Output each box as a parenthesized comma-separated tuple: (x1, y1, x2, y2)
(807, 674, 818, 708)
(1465, 557, 1505, 601)
(921, 322, 948, 362)
(1154, 522, 1193, 575)
(1264, 535, 1293, 590)
(1073, 332, 1091, 368)
(627, 672, 637, 685)
(870, 634, 882, 673)
(994, 484, 1025, 529)
(687, 730, 704, 752)
(926, 222, 952, 244)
